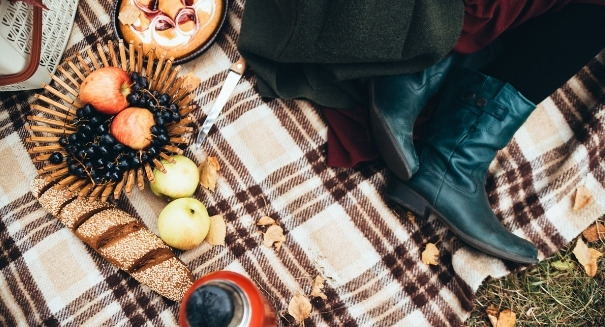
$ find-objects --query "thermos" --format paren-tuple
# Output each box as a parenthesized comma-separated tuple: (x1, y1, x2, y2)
(179, 270, 278, 327)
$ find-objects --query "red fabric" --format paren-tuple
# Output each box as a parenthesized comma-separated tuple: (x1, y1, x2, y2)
(453, 0, 605, 54)
(325, 0, 605, 168)
(323, 107, 379, 168)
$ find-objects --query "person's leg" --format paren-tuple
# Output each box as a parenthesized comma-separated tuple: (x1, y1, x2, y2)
(385, 4, 605, 263)
(482, 4, 605, 103)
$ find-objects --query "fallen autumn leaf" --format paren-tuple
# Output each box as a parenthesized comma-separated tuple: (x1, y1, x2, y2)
(573, 185, 593, 211)
(573, 238, 603, 277)
(288, 293, 312, 323)
(421, 243, 439, 266)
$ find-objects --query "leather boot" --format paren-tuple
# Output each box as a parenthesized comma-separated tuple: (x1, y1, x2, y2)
(369, 55, 456, 180)
(386, 66, 539, 264)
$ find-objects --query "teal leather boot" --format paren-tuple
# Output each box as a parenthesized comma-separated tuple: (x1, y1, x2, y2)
(369, 55, 456, 180)
(386, 67, 539, 264)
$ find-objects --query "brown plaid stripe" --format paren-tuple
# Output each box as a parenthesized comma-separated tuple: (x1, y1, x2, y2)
(1, 0, 605, 326)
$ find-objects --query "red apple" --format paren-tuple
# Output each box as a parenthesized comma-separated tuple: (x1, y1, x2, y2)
(110, 107, 155, 150)
(79, 67, 131, 115)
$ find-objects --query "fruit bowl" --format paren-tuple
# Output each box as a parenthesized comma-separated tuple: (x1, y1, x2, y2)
(25, 39, 201, 202)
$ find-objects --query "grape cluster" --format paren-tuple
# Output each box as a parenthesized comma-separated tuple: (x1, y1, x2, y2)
(49, 72, 184, 186)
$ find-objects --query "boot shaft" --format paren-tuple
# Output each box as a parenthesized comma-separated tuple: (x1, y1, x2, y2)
(417, 67, 536, 190)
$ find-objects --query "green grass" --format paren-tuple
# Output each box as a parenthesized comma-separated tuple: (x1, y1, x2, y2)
(465, 218, 605, 326)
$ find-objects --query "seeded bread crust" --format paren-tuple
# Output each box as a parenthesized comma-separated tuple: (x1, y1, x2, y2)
(33, 176, 194, 301)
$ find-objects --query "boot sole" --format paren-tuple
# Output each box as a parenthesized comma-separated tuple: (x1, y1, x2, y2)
(386, 180, 539, 264)
(369, 83, 414, 181)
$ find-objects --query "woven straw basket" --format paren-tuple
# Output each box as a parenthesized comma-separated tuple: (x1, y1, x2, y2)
(25, 39, 201, 202)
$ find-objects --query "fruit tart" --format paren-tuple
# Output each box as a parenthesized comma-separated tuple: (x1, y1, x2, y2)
(116, 0, 226, 63)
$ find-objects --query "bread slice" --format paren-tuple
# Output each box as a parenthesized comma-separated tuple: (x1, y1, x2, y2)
(131, 257, 195, 302)
(31, 176, 194, 301)
(59, 198, 114, 229)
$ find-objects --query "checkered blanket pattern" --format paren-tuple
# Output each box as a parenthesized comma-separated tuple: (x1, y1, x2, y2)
(1, 1, 604, 326)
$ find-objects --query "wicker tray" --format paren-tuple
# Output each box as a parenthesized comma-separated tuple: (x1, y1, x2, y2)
(25, 39, 200, 202)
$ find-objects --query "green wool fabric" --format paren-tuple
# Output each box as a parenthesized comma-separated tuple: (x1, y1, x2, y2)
(237, 0, 464, 108)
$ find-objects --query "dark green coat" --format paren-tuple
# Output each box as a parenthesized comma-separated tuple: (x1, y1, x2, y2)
(237, 0, 464, 108)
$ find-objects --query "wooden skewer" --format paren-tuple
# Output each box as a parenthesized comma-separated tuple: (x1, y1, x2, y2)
(153, 52, 166, 87)
(152, 158, 166, 173)
(31, 104, 75, 121)
(57, 66, 80, 88)
(38, 162, 67, 173)
(97, 43, 109, 68)
(169, 137, 188, 144)
(178, 104, 196, 117)
(136, 42, 143, 74)
(125, 169, 135, 195)
(168, 126, 193, 136)
(162, 145, 184, 154)
(145, 47, 156, 79)
(144, 164, 154, 183)
(29, 144, 64, 154)
(26, 135, 60, 143)
(50, 74, 78, 97)
(78, 182, 94, 199)
(129, 41, 135, 73)
(119, 39, 128, 71)
(26, 125, 75, 135)
(136, 167, 145, 190)
(76, 53, 92, 75)
(33, 153, 51, 162)
(177, 93, 195, 108)
(57, 175, 78, 189)
(42, 83, 77, 105)
(67, 59, 86, 81)
(167, 76, 185, 96)
(68, 179, 87, 193)
(100, 183, 115, 202)
(172, 82, 189, 102)
(156, 58, 173, 90)
(27, 115, 74, 129)
(113, 174, 127, 200)
(159, 152, 175, 163)
(160, 66, 181, 94)
(108, 40, 118, 67)
(34, 93, 77, 115)
(49, 167, 69, 178)
(88, 184, 104, 202)
(86, 47, 100, 70)
(170, 116, 193, 129)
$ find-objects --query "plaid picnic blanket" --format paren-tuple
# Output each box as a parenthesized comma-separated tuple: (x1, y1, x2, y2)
(1, 1, 604, 326)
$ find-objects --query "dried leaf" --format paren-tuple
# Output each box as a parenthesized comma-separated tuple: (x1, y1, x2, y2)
(582, 222, 605, 243)
(573, 238, 603, 277)
(199, 156, 220, 192)
(310, 276, 327, 300)
(205, 215, 226, 245)
(182, 72, 201, 92)
(257, 216, 276, 226)
(421, 243, 439, 266)
(496, 309, 516, 327)
(406, 211, 416, 224)
(263, 225, 285, 250)
(573, 185, 593, 211)
(9, 0, 48, 10)
(288, 293, 312, 323)
(485, 304, 499, 327)
(118, 3, 140, 25)
(551, 260, 576, 271)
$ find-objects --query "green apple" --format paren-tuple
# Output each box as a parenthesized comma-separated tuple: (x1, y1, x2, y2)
(157, 197, 210, 250)
(151, 154, 199, 198)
